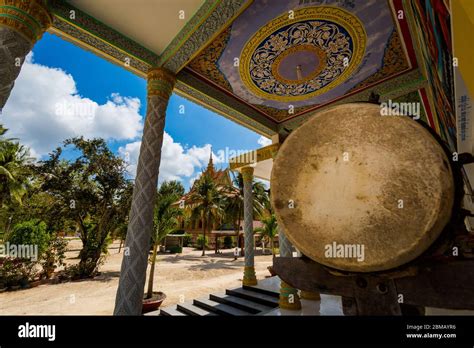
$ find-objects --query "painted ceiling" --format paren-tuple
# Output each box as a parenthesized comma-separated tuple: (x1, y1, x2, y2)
(186, 0, 414, 123)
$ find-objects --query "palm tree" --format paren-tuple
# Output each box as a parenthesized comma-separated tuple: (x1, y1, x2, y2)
(224, 172, 269, 255)
(146, 182, 183, 299)
(0, 125, 31, 209)
(188, 173, 225, 256)
(254, 214, 278, 256)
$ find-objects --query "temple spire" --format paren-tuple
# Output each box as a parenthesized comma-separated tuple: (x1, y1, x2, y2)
(206, 146, 215, 175)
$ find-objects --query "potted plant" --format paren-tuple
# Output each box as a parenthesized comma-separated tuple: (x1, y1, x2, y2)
(142, 181, 183, 313)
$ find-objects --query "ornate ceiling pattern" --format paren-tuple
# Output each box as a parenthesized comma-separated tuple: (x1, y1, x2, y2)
(186, 0, 414, 123)
(48, 0, 424, 136)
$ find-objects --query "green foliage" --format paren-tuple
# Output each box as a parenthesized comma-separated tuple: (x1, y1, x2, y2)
(222, 172, 269, 246)
(37, 137, 131, 278)
(147, 181, 184, 298)
(182, 233, 192, 247)
(168, 245, 182, 254)
(254, 214, 279, 255)
(223, 235, 233, 248)
(196, 234, 208, 250)
(0, 257, 38, 288)
(41, 234, 68, 279)
(8, 219, 50, 257)
(158, 180, 185, 197)
(188, 174, 225, 255)
(0, 125, 32, 210)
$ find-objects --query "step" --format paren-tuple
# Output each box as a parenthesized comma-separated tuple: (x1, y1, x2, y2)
(243, 284, 280, 298)
(143, 309, 161, 316)
(193, 298, 250, 316)
(226, 288, 280, 308)
(209, 293, 274, 314)
(159, 306, 187, 316)
(177, 302, 217, 316)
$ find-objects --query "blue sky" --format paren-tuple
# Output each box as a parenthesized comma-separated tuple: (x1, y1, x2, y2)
(2, 33, 270, 190)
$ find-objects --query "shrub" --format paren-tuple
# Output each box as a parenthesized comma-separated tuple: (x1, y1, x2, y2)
(196, 235, 208, 250)
(223, 236, 233, 249)
(168, 245, 182, 254)
(0, 257, 38, 288)
(8, 219, 50, 259)
(41, 235, 68, 279)
(182, 233, 192, 247)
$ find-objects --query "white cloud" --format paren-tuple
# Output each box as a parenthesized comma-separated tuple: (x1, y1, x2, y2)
(257, 136, 272, 147)
(119, 133, 219, 184)
(1, 53, 143, 158)
(2, 54, 225, 187)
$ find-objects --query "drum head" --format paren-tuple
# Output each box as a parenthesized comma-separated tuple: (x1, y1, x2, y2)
(271, 103, 454, 272)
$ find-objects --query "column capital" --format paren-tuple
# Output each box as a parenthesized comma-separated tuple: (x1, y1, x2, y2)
(147, 67, 176, 100)
(241, 166, 254, 182)
(0, 0, 52, 45)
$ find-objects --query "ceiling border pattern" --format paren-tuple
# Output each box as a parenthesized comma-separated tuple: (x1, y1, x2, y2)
(176, 69, 277, 137)
(160, 0, 252, 73)
(49, 18, 150, 76)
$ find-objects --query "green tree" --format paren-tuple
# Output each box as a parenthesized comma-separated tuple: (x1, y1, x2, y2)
(223, 172, 269, 255)
(254, 214, 278, 256)
(0, 125, 32, 235)
(146, 181, 184, 299)
(37, 137, 130, 278)
(188, 174, 225, 256)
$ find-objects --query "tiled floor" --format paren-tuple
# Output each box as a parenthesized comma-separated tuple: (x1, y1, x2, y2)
(255, 276, 344, 316)
(256, 276, 474, 316)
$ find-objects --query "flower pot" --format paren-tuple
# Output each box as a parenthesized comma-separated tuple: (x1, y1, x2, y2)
(142, 291, 166, 314)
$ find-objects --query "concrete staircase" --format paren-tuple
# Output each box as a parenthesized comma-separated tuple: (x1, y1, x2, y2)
(152, 284, 280, 316)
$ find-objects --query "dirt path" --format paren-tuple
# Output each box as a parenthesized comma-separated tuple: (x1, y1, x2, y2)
(0, 240, 273, 315)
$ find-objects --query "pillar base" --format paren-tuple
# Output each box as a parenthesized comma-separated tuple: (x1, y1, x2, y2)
(242, 266, 257, 286)
(300, 290, 321, 301)
(279, 281, 302, 310)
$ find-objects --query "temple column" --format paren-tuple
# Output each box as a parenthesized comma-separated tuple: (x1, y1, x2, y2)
(241, 166, 257, 286)
(294, 247, 320, 301)
(114, 67, 176, 315)
(0, 0, 51, 110)
(278, 226, 301, 310)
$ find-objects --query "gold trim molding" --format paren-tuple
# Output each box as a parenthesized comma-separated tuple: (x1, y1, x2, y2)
(229, 143, 280, 170)
(0, 0, 52, 44)
(147, 67, 176, 100)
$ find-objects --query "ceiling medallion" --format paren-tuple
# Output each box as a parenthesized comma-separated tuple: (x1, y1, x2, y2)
(239, 6, 367, 102)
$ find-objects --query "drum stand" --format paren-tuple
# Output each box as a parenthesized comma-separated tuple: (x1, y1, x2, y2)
(273, 256, 474, 315)
(273, 202, 474, 315)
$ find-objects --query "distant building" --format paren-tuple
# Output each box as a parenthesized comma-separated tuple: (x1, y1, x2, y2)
(174, 150, 263, 249)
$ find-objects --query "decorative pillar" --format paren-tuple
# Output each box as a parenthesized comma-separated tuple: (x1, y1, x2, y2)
(294, 247, 321, 301)
(241, 166, 257, 286)
(0, 0, 51, 110)
(114, 67, 176, 315)
(278, 226, 301, 310)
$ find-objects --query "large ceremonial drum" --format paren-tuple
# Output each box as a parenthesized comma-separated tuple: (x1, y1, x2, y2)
(271, 103, 455, 272)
